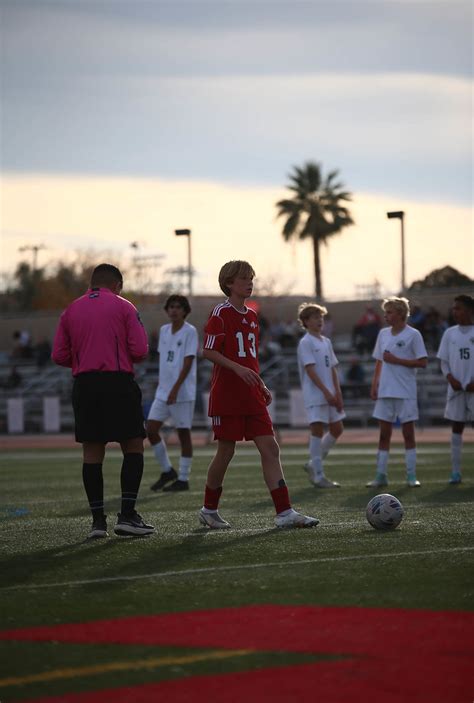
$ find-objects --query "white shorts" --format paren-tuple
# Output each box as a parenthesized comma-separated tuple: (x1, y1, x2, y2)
(147, 399, 195, 429)
(306, 404, 345, 425)
(373, 398, 418, 424)
(444, 392, 474, 423)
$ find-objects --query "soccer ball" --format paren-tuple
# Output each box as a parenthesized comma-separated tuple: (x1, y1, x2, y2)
(366, 493, 404, 530)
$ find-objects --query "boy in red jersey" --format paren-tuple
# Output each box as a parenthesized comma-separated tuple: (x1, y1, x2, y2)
(199, 260, 319, 529)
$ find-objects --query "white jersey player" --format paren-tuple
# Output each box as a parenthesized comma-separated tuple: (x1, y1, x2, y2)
(367, 297, 427, 488)
(147, 295, 198, 492)
(297, 303, 344, 488)
(437, 295, 474, 484)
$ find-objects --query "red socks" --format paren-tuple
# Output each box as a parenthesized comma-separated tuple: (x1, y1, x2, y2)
(271, 484, 291, 514)
(204, 485, 223, 510)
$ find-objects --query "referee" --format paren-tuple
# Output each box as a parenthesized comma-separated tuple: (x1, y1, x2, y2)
(52, 263, 154, 539)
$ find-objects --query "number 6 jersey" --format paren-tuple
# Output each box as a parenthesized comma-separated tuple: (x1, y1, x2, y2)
(204, 301, 267, 416)
(437, 324, 474, 398)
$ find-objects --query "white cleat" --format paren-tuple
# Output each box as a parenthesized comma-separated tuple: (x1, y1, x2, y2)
(407, 474, 421, 487)
(313, 476, 341, 488)
(274, 508, 319, 529)
(199, 508, 231, 529)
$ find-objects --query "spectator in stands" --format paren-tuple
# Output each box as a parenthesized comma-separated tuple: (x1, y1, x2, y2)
(424, 306, 447, 351)
(352, 305, 382, 355)
(52, 263, 154, 540)
(34, 337, 52, 368)
(343, 357, 367, 398)
(11, 330, 33, 360)
(409, 305, 426, 336)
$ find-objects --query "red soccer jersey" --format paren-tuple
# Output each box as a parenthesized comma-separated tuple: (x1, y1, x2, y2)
(204, 301, 267, 416)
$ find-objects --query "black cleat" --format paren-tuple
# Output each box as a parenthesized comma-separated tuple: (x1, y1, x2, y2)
(87, 515, 108, 539)
(150, 467, 177, 491)
(163, 479, 189, 492)
(114, 512, 155, 536)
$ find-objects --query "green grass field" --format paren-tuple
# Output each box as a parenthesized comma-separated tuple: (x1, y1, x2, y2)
(1, 442, 473, 701)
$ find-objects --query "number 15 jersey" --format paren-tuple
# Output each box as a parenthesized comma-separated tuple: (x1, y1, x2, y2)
(203, 301, 267, 416)
(437, 324, 474, 398)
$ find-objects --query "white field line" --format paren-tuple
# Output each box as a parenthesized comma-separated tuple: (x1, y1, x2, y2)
(2, 447, 473, 462)
(2, 546, 473, 592)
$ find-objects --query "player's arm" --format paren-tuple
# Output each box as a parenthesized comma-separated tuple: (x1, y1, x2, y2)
(167, 355, 195, 404)
(304, 364, 337, 406)
(126, 305, 148, 361)
(331, 366, 344, 412)
(51, 314, 73, 368)
(440, 359, 463, 391)
(370, 360, 382, 400)
(202, 348, 263, 388)
(382, 352, 427, 368)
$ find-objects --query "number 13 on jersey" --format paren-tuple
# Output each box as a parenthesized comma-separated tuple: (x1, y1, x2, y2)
(236, 331, 257, 358)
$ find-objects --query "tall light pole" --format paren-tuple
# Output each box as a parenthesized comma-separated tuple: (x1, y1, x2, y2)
(175, 229, 192, 296)
(18, 244, 46, 271)
(387, 211, 405, 292)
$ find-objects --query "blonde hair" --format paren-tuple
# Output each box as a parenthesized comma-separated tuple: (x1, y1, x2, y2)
(218, 260, 255, 296)
(382, 296, 410, 320)
(298, 302, 328, 328)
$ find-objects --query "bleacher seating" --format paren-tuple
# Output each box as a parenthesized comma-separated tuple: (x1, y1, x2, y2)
(0, 347, 449, 434)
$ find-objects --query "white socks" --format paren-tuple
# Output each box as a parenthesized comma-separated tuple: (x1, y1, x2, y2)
(178, 456, 192, 481)
(153, 440, 173, 471)
(376, 450, 389, 475)
(451, 433, 463, 473)
(309, 436, 324, 479)
(405, 448, 417, 475)
(321, 432, 337, 458)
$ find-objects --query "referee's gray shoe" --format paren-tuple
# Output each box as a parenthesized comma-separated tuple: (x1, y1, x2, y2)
(114, 512, 155, 536)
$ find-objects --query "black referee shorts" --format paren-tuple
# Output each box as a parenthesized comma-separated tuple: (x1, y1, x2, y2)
(72, 372, 146, 443)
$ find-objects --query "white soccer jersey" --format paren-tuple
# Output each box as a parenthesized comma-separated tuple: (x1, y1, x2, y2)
(373, 325, 427, 399)
(297, 333, 338, 407)
(437, 325, 474, 399)
(155, 322, 198, 402)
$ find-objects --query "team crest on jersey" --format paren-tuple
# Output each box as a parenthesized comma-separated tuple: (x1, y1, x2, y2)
(396, 341, 406, 348)
(250, 321, 257, 329)
(177, 340, 182, 346)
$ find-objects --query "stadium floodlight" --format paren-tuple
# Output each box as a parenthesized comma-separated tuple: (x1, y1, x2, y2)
(174, 229, 192, 296)
(386, 211, 406, 292)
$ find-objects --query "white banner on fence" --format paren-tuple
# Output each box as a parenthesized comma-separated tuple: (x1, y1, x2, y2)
(43, 396, 61, 432)
(7, 397, 24, 434)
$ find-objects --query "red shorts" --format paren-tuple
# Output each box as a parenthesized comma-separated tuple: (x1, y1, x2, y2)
(211, 410, 274, 442)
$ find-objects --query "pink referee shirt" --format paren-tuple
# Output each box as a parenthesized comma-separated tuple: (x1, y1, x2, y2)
(52, 287, 148, 376)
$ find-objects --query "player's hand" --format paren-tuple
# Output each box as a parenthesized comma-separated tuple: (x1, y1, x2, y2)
(370, 386, 378, 401)
(324, 391, 337, 407)
(465, 381, 474, 392)
(383, 350, 398, 364)
(448, 377, 463, 391)
(235, 365, 261, 386)
(261, 385, 273, 405)
(335, 394, 344, 412)
(167, 389, 178, 405)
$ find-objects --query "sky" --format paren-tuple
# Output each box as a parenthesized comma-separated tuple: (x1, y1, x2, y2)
(1, 0, 473, 299)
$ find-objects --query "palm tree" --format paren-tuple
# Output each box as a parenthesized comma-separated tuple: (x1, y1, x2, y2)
(276, 161, 354, 299)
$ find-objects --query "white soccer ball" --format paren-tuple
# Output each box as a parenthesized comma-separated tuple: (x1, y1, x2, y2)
(366, 493, 404, 530)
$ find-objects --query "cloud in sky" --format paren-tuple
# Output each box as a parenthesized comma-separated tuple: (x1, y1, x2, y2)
(1, 1, 472, 201)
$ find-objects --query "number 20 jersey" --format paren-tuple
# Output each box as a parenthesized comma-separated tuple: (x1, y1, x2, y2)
(203, 301, 267, 416)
